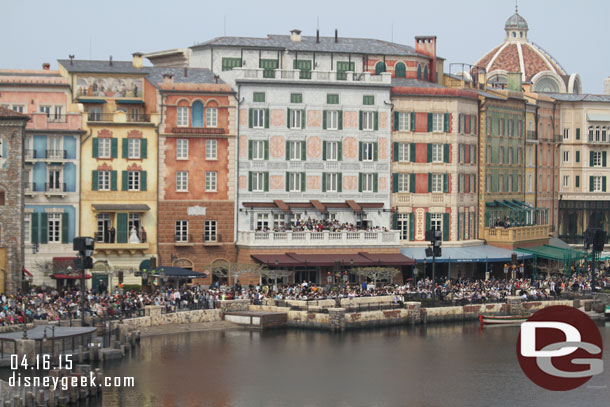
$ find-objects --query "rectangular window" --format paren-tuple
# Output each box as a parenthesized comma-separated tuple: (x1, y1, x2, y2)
(431, 144, 443, 163)
(326, 111, 339, 130)
(176, 171, 188, 192)
(98, 170, 110, 191)
(289, 141, 302, 161)
(592, 176, 603, 192)
(48, 213, 61, 243)
(11, 104, 24, 113)
(204, 221, 217, 242)
(253, 92, 266, 103)
(576, 150, 580, 163)
(288, 172, 302, 192)
(593, 151, 602, 167)
(562, 175, 569, 188)
(273, 213, 285, 228)
(563, 150, 569, 163)
(205, 108, 218, 127)
(39, 105, 51, 116)
(430, 213, 442, 232)
(397, 112, 410, 131)
(175, 221, 188, 242)
(362, 111, 375, 131)
(362, 142, 375, 161)
(24, 215, 31, 244)
(363, 95, 374, 105)
(563, 128, 569, 140)
(289, 109, 303, 129)
(325, 173, 338, 192)
(252, 140, 265, 160)
(398, 143, 410, 162)
(361, 173, 375, 192)
(290, 93, 302, 104)
(397, 214, 409, 240)
(251, 172, 265, 192)
(98, 138, 111, 159)
(205, 171, 217, 192)
(326, 141, 339, 161)
(256, 213, 270, 230)
(176, 139, 188, 160)
(397, 174, 410, 192)
(327, 94, 339, 104)
(432, 113, 444, 132)
(128, 138, 141, 159)
(47, 169, 61, 191)
(252, 108, 265, 128)
(206, 139, 217, 160)
(576, 175, 580, 188)
(430, 174, 443, 193)
(128, 171, 140, 191)
(177, 107, 189, 127)
(222, 57, 242, 71)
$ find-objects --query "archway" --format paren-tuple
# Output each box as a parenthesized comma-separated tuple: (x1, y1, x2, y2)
(395, 62, 406, 78)
(375, 62, 386, 75)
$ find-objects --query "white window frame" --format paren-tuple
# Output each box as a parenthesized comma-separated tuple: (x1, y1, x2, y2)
(252, 108, 265, 128)
(98, 170, 110, 191)
(397, 173, 409, 192)
(175, 220, 188, 242)
(176, 171, 188, 192)
(273, 213, 285, 229)
(289, 141, 302, 161)
(128, 171, 140, 191)
(24, 215, 31, 244)
(206, 139, 217, 160)
(593, 151, 602, 167)
(562, 150, 569, 163)
(205, 171, 217, 192)
(398, 112, 410, 131)
(562, 175, 569, 188)
(326, 141, 339, 161)
(206, 107, 218, 128)
(252, 172, 265, 192)
(397, 213, 409, 240)
(362, 173, 375, 193)
(431, 144, 443, 163)
(204, 220, 217, 242)
(176, 139, 188, 160)
(256, 213, 269, 230)
(398, 143, 409, 162)
(362, 111, 375, 131)
(288, 172, 302, 192)
(362, 142, 374, 162)
(430, 213, 442, 231)
(593, 176, 603, 192)
(327, 111, 339, 130)
(48, 213, 61, 243)
(432, 113, 444, 133)
(326, 173, 338, 192)
(177, 106, 189, 127)
(430, 174, 443, 193)
(252, 140, 265, 161)
(128, 138, 141, 159)
(290, 109, 303, 129)
(98, 138, 111, 159)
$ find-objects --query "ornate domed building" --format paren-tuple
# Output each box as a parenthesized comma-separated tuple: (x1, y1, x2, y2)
(476, 7, 581, 94)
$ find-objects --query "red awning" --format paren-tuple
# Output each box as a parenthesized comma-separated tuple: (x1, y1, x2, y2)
(250, 254, 302, 267)
(51, 274, 92, 280)
(251, 252, 415, 267)
(22, 268, 33, 278)
(358, 252, 416, 266)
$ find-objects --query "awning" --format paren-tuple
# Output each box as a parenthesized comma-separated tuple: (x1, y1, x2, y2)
(92, 204, 150, 211)
(400, 245, 533, 264)
(51, 274, 92, 280)
(252, 252, 415, 267)
(516, 245, 587, 263)
(346, 200, 362, 212)
(310, 200, 326, 213)
(77, 98, 106, 104)
(587, 113, 610, 122)
(53, 257, 78, 270)
(116, 99, 145, 105)
(150, 267, 208, 279)
(139, 259, 151, 272)
(22, 268, 32, 278)
(273, 200, 289, 212)
(250, 254, 303, 267)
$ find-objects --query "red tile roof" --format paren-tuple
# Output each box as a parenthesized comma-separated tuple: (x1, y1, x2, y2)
(0, 106, 29, 120)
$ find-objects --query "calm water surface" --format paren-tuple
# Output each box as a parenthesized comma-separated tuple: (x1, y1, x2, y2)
(100, 322, 610, 407)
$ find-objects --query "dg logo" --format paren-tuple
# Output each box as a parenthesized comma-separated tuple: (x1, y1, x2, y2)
(517, 305, 603, 391)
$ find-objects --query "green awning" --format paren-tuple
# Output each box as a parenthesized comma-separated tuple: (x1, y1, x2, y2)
(516, 245, 587, 263)
(77, 98, 106, 104)
(116, 99, 145, 105)
(502, 200, 524, 210)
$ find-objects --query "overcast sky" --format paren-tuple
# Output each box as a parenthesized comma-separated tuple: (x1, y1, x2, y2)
(3, 0, 608, 93)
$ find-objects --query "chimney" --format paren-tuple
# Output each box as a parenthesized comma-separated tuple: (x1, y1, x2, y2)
(69, 55, 74, 65)
(132, 52, 144, 68)
(316, 29, 320, 44)
(214, 74, 220, 84)
(109, 56, 113, 66)
(162, 72, 174, 84)
(290, 29, 302, 42)
(414, 36, 437, 82)
(604, 77, 610, 95)
(335, 29, 338, 43)
(184, 67, 188, 78)
(42, 63, 50, 71)
(507, 72, 522, 92)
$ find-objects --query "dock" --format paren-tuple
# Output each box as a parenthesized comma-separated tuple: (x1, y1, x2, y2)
(224, 311, 287, 329)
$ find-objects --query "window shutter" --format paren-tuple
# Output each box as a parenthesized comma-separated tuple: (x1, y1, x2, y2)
(322, 173, 327, 192)
(427, 113, 432, 132)
(338, 111, 343, 130)
(264, 108, 270, 128)
(590, 176, 594, 192)
(604, 177, 607, 192)
(323, 110, 327, 130)
(410, 112, 415, 131)
(61, 212, 69, 244)
(604, 151, 607, 167)
(444, 113, 450, 132)
(248, 172, 252, 191)
(394, 112, 399, 131)
(576, 128, 580, 139)
(301, 172, 306, 192)
(374, 112, 379, 131)
(373, 142, 378, 161)
(248, 109, 253, 128)
(444, 144, 450, 163)
(141, 171, 147, 191)
(31, 213, 39, 244)
(410, 174, 415, 193)
(590, 151, 594, 167)
(286, 173, 290, 192)
(264, 140, 269, 160)
(111, 171, 117, 191)
(392, 173, 398, 193)
(409, 213, 414, 241)
(286, 141, 291, 160)
(301, 140, 307, 161)
(443, 213, 449, 241)
(322, 141, 327, 161)
(117, 213, 128, 244)
(40, 213, 48, 244)
(427, 174, 432, 192)
(92, 138, 98, 158)
(338, 173, 343, 192)
(141, 138, 147, 159)
(359, 111, 363, 130)
(338, 141, 342, 161)
(393, 142, 399, 162)
(410, 143, 416, 162)
(264, 172, 269, 192)
(287, 108, 291, 128)
(443, 174, 449, 192)
(111, 138, 118, 158)
(301, 110, 306, 129)
(248, 140, 253, 160)
(576, 175, 580, 188)
(92, 170, 98, 191)
(358, 141, 363, 161)
(122, 171, 128, 191)
(392, 213, 397, 230)
(458, 114, 462, 133)
(358, 173, 362, 192)
(427, 144, 432, 163)
(425, 212, 430, 232)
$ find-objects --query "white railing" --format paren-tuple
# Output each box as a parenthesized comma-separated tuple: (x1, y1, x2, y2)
(431, 193, 446, 204)
(395, 194, 411, 203)
(231, 68, 392, 84)
(238, 230, 401, 246)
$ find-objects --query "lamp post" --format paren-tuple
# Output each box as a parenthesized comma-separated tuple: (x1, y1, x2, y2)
(503, 264, 509, 281)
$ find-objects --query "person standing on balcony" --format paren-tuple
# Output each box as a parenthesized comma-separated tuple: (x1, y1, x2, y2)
(140, 227, 147, 243)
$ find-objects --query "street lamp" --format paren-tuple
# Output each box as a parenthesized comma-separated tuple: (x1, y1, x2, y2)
(519, 263, 524, 277)
(503, 264, 509, 281)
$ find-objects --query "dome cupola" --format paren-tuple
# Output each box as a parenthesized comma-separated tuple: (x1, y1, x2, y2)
(504, 6, 528, 40)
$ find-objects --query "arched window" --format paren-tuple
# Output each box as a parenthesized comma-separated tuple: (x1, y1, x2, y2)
(395, 62, 406, 78)
(375, 62, 386, 75)
(417, 65, 422, 79)
(192, 101, 203, 128)
(423, 65, 429, 81)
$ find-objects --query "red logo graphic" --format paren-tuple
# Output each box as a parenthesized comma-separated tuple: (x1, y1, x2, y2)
(516, 305, 603, 391)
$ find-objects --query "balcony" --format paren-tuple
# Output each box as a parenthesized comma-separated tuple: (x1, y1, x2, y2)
(24, 149, 69, 161)
(170, 127, 226, 135)
(46, 150, 67, 160)
(483, 225, 550, 249)
(94, 234, 149, 255)
(87, 112, 151, 123)
(229, 68, 392, 85)
(24, 182, 36, 195)
(526, 130, 537, 141)
(26, 113, 81, 131)
(44, 183, 67, 196)
(237, 230, 401, 247)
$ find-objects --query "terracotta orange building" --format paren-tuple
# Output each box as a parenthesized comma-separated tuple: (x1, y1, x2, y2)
(146, 68, 237, 282)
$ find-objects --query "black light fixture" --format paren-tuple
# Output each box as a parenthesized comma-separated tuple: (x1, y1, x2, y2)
(170, 253, 177, 262)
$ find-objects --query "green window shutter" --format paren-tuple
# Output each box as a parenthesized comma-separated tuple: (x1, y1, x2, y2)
(425, 212, 430, 232)
(322, 172, 327, 192)
(92, 170, 98, 191)
(111, 138, 118, 158)
(427, 144, 432, 163)
(322, 141, 327, 161)
(248, 140, 253, 160)
(248, 172, 252, 192)
(111, 171, 117, 191)
(338, 141, 343, 161)
(392, 213, 397, 230)
(92, 138, 98, 158)
(40, 213, 48, 244)
(61, 212, 69, 244)
(393, 142, 399, 162)
(443, 174, 449, 192)
(604, 151, 607, 167)
(264, 108, 270, 128)
(286, 140, 290, 160)
(338, 111, 343, 130)
(301, 140, 306, 161)
(444, 113, 450, 132)
(410, 173, 415, 193)
(443, 213, 449, 241)
(392, 173, 398, 193)
(359, 111, 363, 130)
(264, 172, 269, 192)
(287, 108, 291, 128)
(410, 143, 416, 162)
(410, 112, 415, 131)
(358, 173, 362, 192)
(358, 141, 363, 161)
(444, 144, 450, 163)
(576, 128, 581, 139)
(117, 213, 128, 244)
(248, 109, 253, 128)
(323, 110, 327, 130)
(604, 177, 607, 192)
(301, 110, 306, 129)
(264, 140, 269, 160)
(394, 112, 399, 131)
(373, 142, 378, 161)
(590, 151, 594, 167)
(409, 213, 414, 240)
(301, 172, 306, 192)
(140, 138, 147, 159)
(140, 171, 147, 191)
(122, 171, 128, 191)
(590, 176, 594, 192)
(338, 173, 343, 192)
(427, 113, 432, 132)
(427, 174, 432, 192)
(374, 112, 379, 131)
(31, 213, 39, 244)
(286, 173, 290, 192)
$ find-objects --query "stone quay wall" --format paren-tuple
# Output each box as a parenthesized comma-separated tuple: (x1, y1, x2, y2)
(121, 306, 222, 329)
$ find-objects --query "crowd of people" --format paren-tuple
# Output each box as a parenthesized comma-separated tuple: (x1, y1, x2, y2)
(257, 217, 389, 233)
